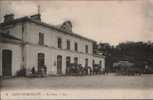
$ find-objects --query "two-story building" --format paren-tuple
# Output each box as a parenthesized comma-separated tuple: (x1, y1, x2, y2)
(0, 14, 105, 77)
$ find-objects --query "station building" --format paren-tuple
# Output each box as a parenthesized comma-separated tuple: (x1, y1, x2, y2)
(0, 14, 105, 76)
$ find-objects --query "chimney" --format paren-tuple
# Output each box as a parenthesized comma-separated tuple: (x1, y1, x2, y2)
(4, 14, 15, 23)
(30, 14, 41, 21)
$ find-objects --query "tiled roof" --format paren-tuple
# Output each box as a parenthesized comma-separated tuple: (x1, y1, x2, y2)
(0, 16, 96, 43)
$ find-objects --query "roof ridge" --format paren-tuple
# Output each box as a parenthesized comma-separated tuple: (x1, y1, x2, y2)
(0, 15, 96, 43)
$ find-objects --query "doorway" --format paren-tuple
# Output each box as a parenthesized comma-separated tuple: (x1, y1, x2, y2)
(57, 55, 62, 74)
(38, 53, 45, 72)
(66, 56, 71, 74)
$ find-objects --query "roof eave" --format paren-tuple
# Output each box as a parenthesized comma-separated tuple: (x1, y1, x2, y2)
(29, 19, 97, 43)
(0, 17, 97, 43)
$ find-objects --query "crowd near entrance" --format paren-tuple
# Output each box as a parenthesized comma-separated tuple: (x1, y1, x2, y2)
(1, 50, 103, 77)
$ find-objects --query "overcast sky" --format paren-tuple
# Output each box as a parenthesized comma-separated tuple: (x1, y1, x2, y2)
(0, 0, 153, 45)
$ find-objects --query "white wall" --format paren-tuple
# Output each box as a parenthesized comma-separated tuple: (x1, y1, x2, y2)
(25, 22, 93, 55)
(0, 20, 105, 76)
(0, 43, 22, 76)
(25, 44, 53, 75)
(0, 42, 104, 76)
(25, 43, 104, 75)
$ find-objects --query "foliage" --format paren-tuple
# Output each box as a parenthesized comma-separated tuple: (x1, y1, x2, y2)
(98, 41, 153, 72)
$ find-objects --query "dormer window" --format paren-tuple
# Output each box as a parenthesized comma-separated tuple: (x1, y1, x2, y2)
(39, 32, 44, 45)
(60, 20, 72, 32)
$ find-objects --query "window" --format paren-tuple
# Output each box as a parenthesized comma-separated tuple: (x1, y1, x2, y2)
(85, 45, 88, 53)
(74, 57, 78, 65)
(74, 42, 78, 51)
(58, 38, 62, 48)
(66, 56, 71, 67)
(67, 40, 70, 50)
(92, 60, 95, 66)
(85, 58, 88, 67)
(99, 60, 102, 67)
(39, 32, 44, 45)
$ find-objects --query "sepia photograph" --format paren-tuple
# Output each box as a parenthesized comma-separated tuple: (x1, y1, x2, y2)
(0, 0, 153, 99)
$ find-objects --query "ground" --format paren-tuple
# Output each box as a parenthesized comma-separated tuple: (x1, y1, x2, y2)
(1, 74, 153, 90)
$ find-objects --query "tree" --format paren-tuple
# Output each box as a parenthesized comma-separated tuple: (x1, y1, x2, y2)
(98, 41, 153, 73)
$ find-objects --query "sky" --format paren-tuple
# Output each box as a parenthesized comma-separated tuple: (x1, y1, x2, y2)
(0, 0, 153, 45)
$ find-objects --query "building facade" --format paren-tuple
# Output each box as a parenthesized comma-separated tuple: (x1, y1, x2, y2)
(0, 14, 105, 76)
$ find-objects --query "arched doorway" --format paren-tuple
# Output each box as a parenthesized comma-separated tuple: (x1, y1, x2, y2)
(2, 49, 12, 76)
(57, 55, 62, 74)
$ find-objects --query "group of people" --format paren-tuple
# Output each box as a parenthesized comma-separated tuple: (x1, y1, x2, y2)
(31, 65, 47, 77)
(66, 63, 102, 76)
(30, 64, 103, 77)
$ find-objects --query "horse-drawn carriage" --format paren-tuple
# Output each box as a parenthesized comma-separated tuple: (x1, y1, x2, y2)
(66, 63, 102, 76)
(113, 61, 145, 75)
(66, 63, 92, 76)
(66, 63, 82, 75)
